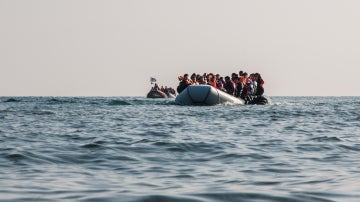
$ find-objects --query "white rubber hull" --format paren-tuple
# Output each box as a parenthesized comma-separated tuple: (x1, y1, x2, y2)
(175, 85, 245, 105)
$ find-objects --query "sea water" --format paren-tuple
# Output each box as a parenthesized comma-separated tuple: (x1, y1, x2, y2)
(0, 96, 359, 202)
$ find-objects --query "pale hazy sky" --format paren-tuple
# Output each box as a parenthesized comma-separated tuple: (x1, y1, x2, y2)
(1, 0, 360, 96)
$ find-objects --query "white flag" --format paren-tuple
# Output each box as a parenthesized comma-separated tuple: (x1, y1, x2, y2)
(150, 77, 157, 84)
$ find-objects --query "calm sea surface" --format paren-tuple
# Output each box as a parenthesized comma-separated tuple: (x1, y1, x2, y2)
(0, 96, 359, 202)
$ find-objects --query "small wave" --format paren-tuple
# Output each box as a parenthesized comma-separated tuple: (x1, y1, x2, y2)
(48, 98, 64, 104)
(80, 140, 107, 149)
(108, 100, 131, 105)
(81, 143, 102, 149)
(14, 107, 56, 116)
(154, 100, 177, 105)
(168, 174, 195, 179)
(309, 136, 342, 142)
(250, 181, 283, 186)
(138, 195, 203, 202)
(3, 98, 20, 102)
(338, 144, 360, 151)
(296, 144, 334, 152)
(120, 192, 336, 202)
(260, 168, 299, 174)
(291, 191, 355, 202)
(47, 98, 78, 104)
(213, 153, 273, 161)
(193, 192, 335, 202)
(28, 110, 56, 116)
(5, 153, 26, 162)
(5, 151, 59, 165)
(153, 141, 220, 153)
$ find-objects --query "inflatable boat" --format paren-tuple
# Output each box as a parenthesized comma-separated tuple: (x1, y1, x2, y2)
(146, 89, 176, 99)
(175, 85, 270, 105)
(175, 85, 245, 105)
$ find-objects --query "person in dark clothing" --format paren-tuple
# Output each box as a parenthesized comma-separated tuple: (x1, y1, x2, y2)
(254, 73, 265, 95)
(223, 76, 236, 96)
(177, 74, 191, 94)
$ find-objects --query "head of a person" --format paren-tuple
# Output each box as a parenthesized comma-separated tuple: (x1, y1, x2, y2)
(207, 73, 213, 79)
(255, 73, 261, 79)
(209, 76, 215, 82)
(231, 73, 238, 81)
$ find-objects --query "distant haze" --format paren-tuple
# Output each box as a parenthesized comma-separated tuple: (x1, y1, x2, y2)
(1, 0, 360, 96)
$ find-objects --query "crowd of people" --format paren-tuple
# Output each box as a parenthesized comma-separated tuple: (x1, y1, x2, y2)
(177, 70, 265, 101)
(151, 83, 176, 96)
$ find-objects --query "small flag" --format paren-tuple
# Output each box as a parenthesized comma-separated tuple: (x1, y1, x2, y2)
(150, 77, 157, 84)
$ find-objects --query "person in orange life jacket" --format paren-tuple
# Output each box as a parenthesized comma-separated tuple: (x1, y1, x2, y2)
(239, 72, 250, 99)
(207, 73, 217, 88)
(215, 74, 224, 90)
(224, 76, 236, 96)
(177, 74, 192, 93)
(231, 73, 242, 97)
(241, 72, 248, 85)
(238, 70, 245, 86)
(239, 70, 244, 77)
(243, 73, 258, 102)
